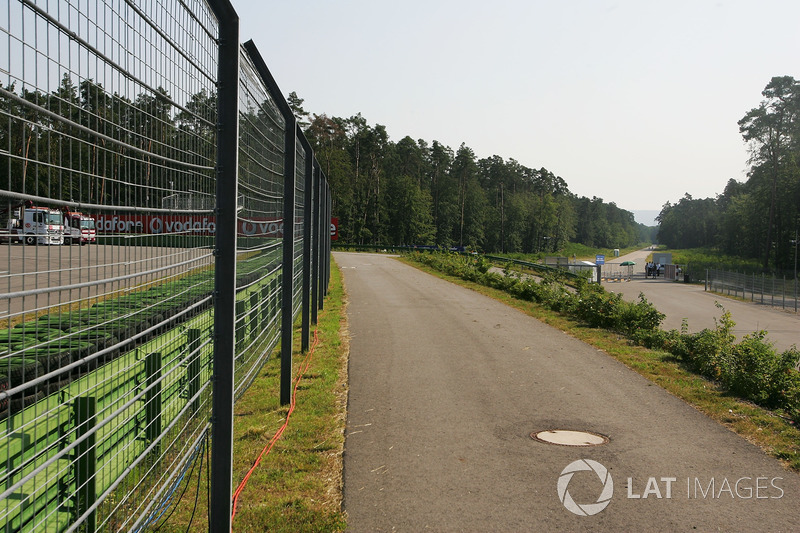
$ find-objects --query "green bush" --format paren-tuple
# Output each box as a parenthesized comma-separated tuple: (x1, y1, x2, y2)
(681, 307, 736, 379)
(572, 284, 619, 329)
(723, 331, 778, 403)
(474, 255, 492, 274)
(616, 294, 665, 335)
(777, 357, 800, 423)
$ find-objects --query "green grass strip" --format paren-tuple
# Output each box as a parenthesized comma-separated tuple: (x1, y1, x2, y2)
(157, 258, 347, 532)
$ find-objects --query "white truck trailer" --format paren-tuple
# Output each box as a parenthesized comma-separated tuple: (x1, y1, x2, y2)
(62, 208, 96, 245)
(0, 201, 65, 245)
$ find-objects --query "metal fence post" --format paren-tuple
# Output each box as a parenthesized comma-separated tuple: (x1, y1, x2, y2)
(771, 275, 774, 307)
(300, 127, 313, 352)
(317, 173, 326, 312)
(187, 328, 202, 413)
(240, 40, 297, 406)
(319, 183, 331, 304)
(275, 122, 297, 406)
(311, 162, 321, 325)
(74, 396, 97, 533)
(280, 116, 297, 404)
(208, 1, 239, 530)
(325, 184, 332, 297)
(145, 352, 162, 455)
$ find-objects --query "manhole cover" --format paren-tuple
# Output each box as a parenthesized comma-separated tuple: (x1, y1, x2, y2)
(531, 429, 609, 447)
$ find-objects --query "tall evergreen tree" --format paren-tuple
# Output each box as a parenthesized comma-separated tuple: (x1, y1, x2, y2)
(738, 76, 800, 269)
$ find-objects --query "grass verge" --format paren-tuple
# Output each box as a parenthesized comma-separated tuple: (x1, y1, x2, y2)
(159, 258, 349, 532)
(400, 255, 800, 474)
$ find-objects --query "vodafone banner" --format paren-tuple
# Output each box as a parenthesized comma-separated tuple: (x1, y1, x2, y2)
(94, 215, 217, 235)
(94, 215, 337, 239)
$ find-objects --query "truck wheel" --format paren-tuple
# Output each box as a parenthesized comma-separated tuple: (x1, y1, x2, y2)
(64, 236, 72, 245)
(24, 235, 36, 245)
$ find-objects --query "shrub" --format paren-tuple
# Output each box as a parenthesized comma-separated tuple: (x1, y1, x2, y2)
(474, 256, 492, 274)
(723, 331, 778, 404)
(772, 348, 800, 423)
(780, 367, 800, 424)
(683, 307, 736, 379)
(617, 294, 665, 335)
(572, 285, 619, 329)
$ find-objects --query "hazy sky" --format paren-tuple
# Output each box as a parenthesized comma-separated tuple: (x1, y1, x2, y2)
(234, 0, 799, 216)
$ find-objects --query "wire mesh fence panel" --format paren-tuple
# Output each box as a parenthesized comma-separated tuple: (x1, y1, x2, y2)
(0, 0, 219, 530)
(292, 135, 305, 320)
(707, 269, 799, 312)
(0, 0, 332, 531)
(232, 47, 285, 400)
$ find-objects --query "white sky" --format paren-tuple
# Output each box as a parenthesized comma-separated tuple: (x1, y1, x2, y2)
(233, 0, 800, 214)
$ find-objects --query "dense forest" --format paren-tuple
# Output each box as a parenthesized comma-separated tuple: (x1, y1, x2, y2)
(293, 95, 653, 253)
(2, 75, 650, 255)
(657, 76, 800, 272)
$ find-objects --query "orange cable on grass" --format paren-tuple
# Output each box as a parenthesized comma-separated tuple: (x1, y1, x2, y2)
(230, 328, 320, 522)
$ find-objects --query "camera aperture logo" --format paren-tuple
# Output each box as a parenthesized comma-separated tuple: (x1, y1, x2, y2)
(557, 460, 785, 516)
(557, 459, 614, 516)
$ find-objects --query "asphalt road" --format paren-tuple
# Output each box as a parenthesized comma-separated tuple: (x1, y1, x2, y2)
(337, 252, 800, 532)
(604, 249, 799, 354)
(0, 242, 211, 321)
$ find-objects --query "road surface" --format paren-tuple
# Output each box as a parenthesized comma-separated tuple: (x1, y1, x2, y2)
(605, 249, 799, 354)
(338, 252, 799, 532)
(0, 242, 211, 322)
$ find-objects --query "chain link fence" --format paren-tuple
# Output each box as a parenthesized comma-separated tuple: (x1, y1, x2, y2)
(0, 1, 331, 531)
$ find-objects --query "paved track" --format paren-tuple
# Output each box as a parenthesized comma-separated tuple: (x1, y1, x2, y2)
(604, 249, 799, 354)
(0, 242, 211, 321)
(338, 252, 799, 532)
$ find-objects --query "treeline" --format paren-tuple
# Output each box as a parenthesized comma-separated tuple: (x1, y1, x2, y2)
(658, 76, 800, 271)
(1, 72, 657, 254)
(296, 97, 651, 253)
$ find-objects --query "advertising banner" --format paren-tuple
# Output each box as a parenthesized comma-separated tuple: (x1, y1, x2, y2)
(93, 214, 338, 240)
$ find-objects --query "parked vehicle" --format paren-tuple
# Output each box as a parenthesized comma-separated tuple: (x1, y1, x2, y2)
(62, 208, 96, 245)
(0, 200, 64, 245)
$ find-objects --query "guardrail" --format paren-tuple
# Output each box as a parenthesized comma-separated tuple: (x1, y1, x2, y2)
(0, 1, 331, 531)
(484, 255, 591, 282)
